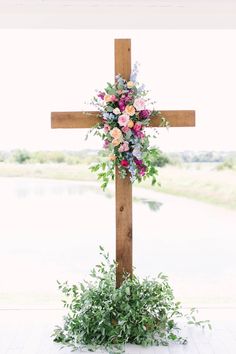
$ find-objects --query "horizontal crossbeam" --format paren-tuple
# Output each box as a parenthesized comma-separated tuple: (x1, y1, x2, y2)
(51, 110, 195, 129)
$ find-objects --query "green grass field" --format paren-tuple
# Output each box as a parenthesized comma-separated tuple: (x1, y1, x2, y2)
(0, 162, 235, 210)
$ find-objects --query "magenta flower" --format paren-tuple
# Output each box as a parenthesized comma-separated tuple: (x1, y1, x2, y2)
(133, 123, 142, 132)
(134, 158, 146, 176)
(135, 131, 145, 139)
(139, 109, 150, 119)
(118, 97, 127, 112)
(97, 91, 105, 100)
(139, 166, 147, 176)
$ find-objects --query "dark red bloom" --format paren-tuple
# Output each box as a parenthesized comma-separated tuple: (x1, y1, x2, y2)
(121, 160, 129, 167)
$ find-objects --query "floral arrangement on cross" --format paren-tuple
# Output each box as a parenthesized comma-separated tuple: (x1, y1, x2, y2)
(89, 65, 167, 189)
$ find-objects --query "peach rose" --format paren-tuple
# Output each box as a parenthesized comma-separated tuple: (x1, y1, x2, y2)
(104, 94, 112, 102)
(110, 127, 122, 140)
(127, 81, 134, 89)
(125, 105, 135, 116)
(128, 120, 134, 128)
(109, 154, 116, 161)
(112, 138, 122, 147)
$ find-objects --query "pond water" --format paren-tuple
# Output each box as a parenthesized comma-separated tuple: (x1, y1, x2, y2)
(0, 177, 235, 308)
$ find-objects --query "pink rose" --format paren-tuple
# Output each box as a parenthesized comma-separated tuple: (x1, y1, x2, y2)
(104, 124, 111, 133)
(118, 114, 130, 127)
(103, 140, 110, 149)
(118, 141, 129, 153)
(122, 126, 130, 134)
(110, 95, 117, 102)
(133, 123, 142, 132)
(133, 98, 146, 111)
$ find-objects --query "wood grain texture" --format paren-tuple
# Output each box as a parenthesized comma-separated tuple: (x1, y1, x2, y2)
(51, 110, 195, 129)
(115, 38, 131, 81)
(51, 111, 100, 129)
(150, 110, 195, 127)
(115, 39, 133, 287)
(115, 166, 132, 288)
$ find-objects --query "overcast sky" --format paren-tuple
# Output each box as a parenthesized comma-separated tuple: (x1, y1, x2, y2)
(0, 29, 235, 152)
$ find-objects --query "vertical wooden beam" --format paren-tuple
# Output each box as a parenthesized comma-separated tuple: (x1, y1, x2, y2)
(115, 39, 132, 288)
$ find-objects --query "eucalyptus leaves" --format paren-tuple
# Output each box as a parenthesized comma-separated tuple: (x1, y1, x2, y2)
(53, 248, 211, 354)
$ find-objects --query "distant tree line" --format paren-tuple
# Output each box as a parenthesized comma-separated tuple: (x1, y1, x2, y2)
(0, 149, 235, 170)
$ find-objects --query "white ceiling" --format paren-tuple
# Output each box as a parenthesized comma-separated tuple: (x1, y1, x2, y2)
(0, 0, 236, 28)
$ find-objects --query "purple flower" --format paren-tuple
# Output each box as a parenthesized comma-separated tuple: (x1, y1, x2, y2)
(139, 109, 150, 119)
(118, 99, 126, 112)
(139, 166, 147, 176)
(135, 131, 145, 139)
(103, 139, 110, 149)
(98, 91, 105, 100)
(135, 159, 143, 166)
(134, 158, 147, 176)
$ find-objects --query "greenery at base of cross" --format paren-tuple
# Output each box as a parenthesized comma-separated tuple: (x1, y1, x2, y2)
(52, 247, 210, 353)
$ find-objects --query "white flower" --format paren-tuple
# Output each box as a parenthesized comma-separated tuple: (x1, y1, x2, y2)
(132, 146, 142, 159)
(113, 107, 121, 115)
(133, 98, 146, 111)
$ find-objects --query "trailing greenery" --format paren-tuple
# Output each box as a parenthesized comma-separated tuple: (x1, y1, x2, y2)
(53, 248, 210, 353)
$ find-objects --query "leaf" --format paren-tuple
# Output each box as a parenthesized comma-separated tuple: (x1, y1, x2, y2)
(125, 287, 130, 296)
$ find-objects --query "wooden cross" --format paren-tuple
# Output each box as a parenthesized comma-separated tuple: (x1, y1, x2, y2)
(51, 39, 195, 288)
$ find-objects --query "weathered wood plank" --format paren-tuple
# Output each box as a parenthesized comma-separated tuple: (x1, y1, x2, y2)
(51, 111, 100, 129)
(115, 166, 132, 288)
(51, 110, 195, 129)
(115, 39, 133, 288)
(150, 110, 195, 127)
(115, 38, 131, 82)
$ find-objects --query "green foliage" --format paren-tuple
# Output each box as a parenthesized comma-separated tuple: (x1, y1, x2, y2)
(217, 158, 236, 171)
(30, 151, 49, 164)
(53, 249, 210, 353)
(0, 151, 6, 162)
(12, 149, 30, 164)
(155, 152, 170, 167)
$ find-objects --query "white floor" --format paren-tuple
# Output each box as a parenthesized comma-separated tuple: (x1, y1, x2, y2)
(0, 309, 236, 354)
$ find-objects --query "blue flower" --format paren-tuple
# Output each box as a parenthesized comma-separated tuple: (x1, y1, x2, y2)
(130, 62, 139, 82)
